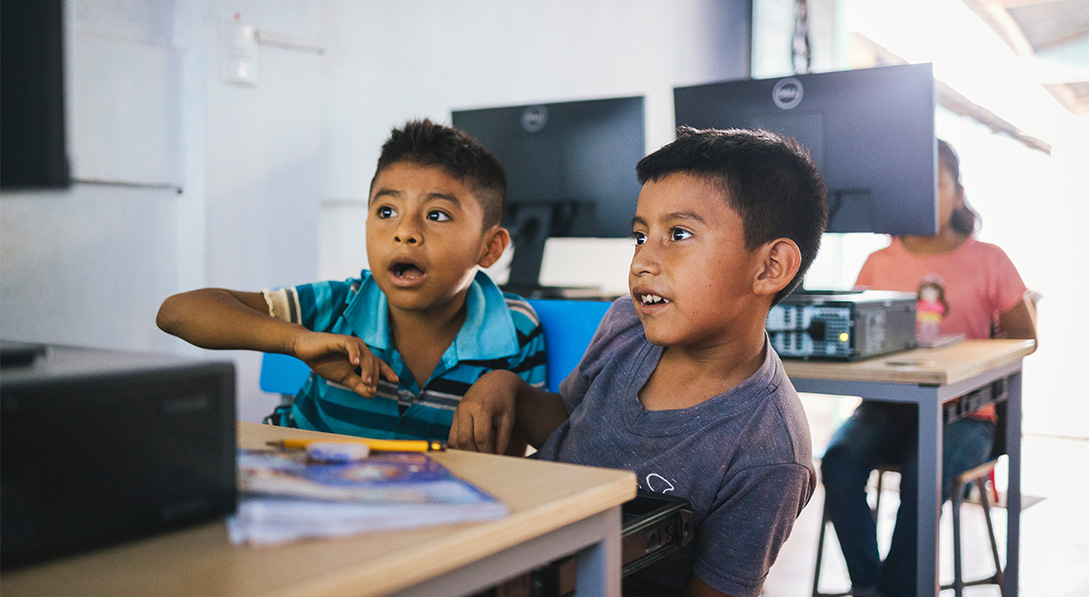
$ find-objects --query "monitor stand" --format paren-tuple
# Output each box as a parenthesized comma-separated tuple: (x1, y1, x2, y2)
(505, 205, 551, 290)
(500, 205, 605, 300)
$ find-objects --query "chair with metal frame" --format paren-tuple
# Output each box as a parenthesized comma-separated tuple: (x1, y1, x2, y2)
(811, 383, 1008, 597)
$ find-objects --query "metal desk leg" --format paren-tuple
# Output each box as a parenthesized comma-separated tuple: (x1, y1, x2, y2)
(575, 506, 623, 596)
(917, 392, 943, 597)
(1004, 371, 1022, 597)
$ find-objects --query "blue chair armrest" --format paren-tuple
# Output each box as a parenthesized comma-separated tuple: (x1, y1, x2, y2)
(259, 353, 311, 396)
(527, 299, 612, 393)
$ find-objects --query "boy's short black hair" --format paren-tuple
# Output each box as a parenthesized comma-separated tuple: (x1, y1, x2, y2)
(636, 127, 828, 305)
(371, 119, 507, 229)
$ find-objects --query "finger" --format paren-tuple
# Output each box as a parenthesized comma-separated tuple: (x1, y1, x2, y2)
(364, 357, 382, 392)
(378, 359, 399, 383)
(453, 411, 484, 452)
(494, 416, 512, 456)
(472, 413, 496, 454)
(352, 359, 373, 388)
(352, 380, 376, 398)
(448, 415, 464, 450)
(342, 370, 375, 398)
(343, 340, 362, 368)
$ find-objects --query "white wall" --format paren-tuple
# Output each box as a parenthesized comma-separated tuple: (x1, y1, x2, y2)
(316, 0, 752, 297)
(1, 0, 196, 357)
(1, 0, 752, 424)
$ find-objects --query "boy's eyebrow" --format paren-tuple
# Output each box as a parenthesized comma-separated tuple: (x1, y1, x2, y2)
(631, 210, 708, 227)
(369, 188, 463, 207)
(369, 187, 401, 204)
(424, 192, 462, 206)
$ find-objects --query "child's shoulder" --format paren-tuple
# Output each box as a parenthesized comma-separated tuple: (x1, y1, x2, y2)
(289, 271, 370, 308)
(500, 293, 541, 329)
(959, 237, 1011, 260)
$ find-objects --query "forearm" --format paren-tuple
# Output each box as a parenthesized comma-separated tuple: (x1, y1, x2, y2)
(156, 288, 305, 353)
(513, 382, 570, 449)
(998, 298, 1037, 350)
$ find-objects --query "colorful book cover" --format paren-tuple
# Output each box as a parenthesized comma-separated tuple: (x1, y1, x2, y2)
(228, 449, 508, 545)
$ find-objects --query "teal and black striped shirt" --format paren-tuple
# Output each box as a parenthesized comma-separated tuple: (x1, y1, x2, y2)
(265, 270, 546, 441)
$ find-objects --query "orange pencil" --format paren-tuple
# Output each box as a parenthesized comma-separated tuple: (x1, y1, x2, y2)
(267, 437, 446, 453)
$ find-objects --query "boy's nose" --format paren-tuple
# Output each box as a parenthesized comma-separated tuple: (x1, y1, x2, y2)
(393, 221, 422, 245)
(630, 245, 660, 276)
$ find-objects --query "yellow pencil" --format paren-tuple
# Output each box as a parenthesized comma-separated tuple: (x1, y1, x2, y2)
(267, 437, 446, 453)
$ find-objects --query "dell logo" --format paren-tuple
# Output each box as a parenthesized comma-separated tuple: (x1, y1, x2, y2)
(772, 78, 804, 110)
(521, 106, 548, 133)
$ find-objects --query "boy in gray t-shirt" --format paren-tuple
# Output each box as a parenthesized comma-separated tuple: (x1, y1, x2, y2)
(450, 127, 829, 597)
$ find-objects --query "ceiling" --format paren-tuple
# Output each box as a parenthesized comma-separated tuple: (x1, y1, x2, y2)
(963, 0, 1089, 115)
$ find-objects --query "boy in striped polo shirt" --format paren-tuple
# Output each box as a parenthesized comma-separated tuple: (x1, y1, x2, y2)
(157, 119, 546, 443)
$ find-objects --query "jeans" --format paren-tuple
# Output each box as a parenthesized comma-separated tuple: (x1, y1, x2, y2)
(820, 402, 995, 597)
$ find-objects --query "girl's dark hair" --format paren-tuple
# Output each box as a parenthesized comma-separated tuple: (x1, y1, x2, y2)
(371, 119, 507, 229)
(939, 139, 980, 236)
(637, 127, 828, 305)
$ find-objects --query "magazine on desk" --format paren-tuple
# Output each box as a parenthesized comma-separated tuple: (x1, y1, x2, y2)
(227, 449, 508, 545)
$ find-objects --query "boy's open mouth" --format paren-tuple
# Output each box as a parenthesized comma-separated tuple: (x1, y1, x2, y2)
(390, 259, 425, 281)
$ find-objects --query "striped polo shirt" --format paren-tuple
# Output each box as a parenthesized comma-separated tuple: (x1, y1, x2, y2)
(264, 270, 546, 441)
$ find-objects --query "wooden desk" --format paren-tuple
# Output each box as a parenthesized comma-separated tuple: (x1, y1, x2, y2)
(2, 422, 637, 597)
(785, 339, 1034, 597)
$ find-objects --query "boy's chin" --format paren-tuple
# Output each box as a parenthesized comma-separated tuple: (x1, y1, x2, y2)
(383, 287, 469, 314)
(384, 291, 439, 312)
(639, 324, 677, 347)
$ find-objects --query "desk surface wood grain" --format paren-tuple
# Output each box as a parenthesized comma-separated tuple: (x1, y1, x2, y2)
(782, 339, 1035, 386)
(2, 422, 636, 597)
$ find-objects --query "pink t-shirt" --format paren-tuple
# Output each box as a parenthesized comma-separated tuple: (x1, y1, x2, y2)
(856, 238, 1027, 423)
(855, 237, 1027, 340)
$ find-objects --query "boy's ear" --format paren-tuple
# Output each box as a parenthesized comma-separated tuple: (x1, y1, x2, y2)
(753, 238, 801, 297)
(477, 226, 511, 268)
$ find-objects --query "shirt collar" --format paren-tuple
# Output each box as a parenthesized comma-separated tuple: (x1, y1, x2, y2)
(346, 270, 520, 360)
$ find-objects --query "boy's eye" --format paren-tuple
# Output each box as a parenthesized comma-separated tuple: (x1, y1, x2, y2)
(376, 206, 397, 219)
(670, 228, 692, 241)
(633, 232, 647, 246)
(426, 210, 451, 222)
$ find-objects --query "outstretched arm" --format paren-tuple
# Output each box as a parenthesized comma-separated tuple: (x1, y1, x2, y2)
(156, 288, 396, 396)
(157, 288, 298, 352)
(998, 295, 1037, 351)
(449, 370, 569, 454)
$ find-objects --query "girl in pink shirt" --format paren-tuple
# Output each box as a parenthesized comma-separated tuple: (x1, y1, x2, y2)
(820, 140, 1037, 596)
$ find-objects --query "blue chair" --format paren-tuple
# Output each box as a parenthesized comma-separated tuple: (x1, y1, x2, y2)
(527, 299, 612, 392)
(257, 299, 613, 398)
(259, 352, 310, 396)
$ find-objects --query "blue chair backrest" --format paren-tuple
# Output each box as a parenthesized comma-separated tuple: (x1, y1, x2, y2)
(527, 299, 612, 392)
(259, 352, 311, 396)
(258, 299, 613, 396)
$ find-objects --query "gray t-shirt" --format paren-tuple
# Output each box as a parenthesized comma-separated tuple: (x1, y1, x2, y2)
(537, 298, 815, 597)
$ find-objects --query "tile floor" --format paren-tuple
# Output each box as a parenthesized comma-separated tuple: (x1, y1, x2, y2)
(761, 394, 1089, 596)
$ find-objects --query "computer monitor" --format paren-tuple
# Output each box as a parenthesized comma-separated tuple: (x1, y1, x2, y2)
(0, 0, 70, 190)
(452, 96, 646, 294)
(673, 63, 937, 236)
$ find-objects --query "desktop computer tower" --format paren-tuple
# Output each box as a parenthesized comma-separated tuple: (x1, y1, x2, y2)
(766, 291, 917, 361)
(0, 342, 237, 569)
